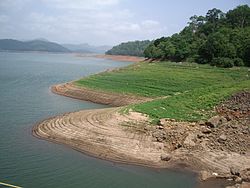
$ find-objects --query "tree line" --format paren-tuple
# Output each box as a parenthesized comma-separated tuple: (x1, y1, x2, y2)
(144, 5, 250, 67)
(106, 40, 151, 57)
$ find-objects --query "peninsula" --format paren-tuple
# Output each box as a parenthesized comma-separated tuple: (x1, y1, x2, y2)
(33, 60, 250, 186)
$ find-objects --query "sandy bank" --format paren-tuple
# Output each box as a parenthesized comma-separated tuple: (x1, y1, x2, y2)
(51, 82, 152, 106)
(94, 54, 145, 62)
(33, 106, 250, 182)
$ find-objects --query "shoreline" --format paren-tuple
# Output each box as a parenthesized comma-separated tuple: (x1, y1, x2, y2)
(94, 54, 145, 62)
(51, 82, 152, 106)
(33, 76, 250, 188)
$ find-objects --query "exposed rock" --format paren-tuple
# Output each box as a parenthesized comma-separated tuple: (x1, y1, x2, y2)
(184, 133, 196, 147)
(200, 170, 211, 181)
(234, 176, 242, 183)
(218, 134, 227, 143)
(160, 153, 171, 161)
(159, 118, 166, 126)
(230, 167, 241, 176)
(198, 120, 205, 126)
(197, 133, 205, 139)
(157, 125, 164, 129)
(202, 127, 212, 134)
(206, 115, 227, 128)
(240, 168, 250, 182)
(153, 130, 166, 142)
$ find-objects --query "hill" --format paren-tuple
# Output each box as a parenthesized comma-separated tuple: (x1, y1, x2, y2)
(62, 43, 112, 54)
(0, 39, 70, 53)
(75, 61, 250, 122)
(106, 40, 151, 57)
(144, 5, 250, 67)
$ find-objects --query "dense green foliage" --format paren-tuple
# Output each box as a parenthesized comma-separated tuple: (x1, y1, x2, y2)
(75, 61, 250, 121)
(0, 39, 70, 52)
(144, 5, 250, 67)
(106, 40, 151, 57)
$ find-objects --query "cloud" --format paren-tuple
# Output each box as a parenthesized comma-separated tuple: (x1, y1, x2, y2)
(41, 0, 120, 10)
(0, 0, 166, 45)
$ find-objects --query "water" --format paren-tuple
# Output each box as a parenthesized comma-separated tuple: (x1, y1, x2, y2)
(0, 52, 197, 188)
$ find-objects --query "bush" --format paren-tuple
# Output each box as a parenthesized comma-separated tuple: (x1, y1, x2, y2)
(233, 58, 244, 66)
(211, 57, 234, 68)
(186, 57, 195, 63)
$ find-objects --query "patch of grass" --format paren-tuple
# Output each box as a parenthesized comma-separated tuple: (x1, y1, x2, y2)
(132, 80, 250, 122)
(74, 61, 250, 121)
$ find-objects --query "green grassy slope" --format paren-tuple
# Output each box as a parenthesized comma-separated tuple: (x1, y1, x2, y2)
(74, 62, 250, 121)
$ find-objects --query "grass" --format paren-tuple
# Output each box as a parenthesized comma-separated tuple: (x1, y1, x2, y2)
(74, 61, 250, 122)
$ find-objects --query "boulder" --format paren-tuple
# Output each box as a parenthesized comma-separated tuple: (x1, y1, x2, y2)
(160, 153, 171, 161)
(206, 115, 227, 128)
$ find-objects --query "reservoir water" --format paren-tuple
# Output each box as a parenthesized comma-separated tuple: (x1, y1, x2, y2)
(0, 52, 198, 188)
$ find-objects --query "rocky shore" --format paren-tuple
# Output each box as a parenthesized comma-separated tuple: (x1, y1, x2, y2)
(33, 85, 250, 187)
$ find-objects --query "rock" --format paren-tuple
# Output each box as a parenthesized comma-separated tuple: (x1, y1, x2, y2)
(198, 120, 205, 126)
(174, 143, 182, 149)
(159, 118, 166, 126)
(200, 170, 211, 181)
(240, 168, 250, 182)
(157, 125, 164, 129)
(231, 123, 238, 129)
(160, 153, 171, 161)
(197, 133, 205, 139)
(234, 176, 242, 183)
(230, 167, 241, 176)
(206, 115, 227, 128)
(202, 127, 212, 134)
(218, 134, 227, 143)
(184, 134, 196, 147)
(153, 131, 166, 142)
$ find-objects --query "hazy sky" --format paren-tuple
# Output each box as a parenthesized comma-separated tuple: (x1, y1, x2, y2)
(0, 0, 249, 45)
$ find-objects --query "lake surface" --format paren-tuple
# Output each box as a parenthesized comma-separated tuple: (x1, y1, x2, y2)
(0, 52, 197, 188)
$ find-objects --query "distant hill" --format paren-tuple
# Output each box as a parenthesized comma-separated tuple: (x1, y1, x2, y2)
(0, 39, 70, 53)
(105, 40, 151, 57)
(62, 43, 112, 54)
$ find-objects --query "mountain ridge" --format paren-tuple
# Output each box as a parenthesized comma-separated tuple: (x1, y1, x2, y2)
(0, 39, 70, 53)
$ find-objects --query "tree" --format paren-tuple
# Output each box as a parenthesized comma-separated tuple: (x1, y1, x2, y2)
(143, 5, 250, 67)
(226, 5, 250, 28)
(198, 30, 236, 63)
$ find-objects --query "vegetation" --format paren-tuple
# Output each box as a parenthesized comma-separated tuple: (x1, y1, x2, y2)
(75, 5, 250, 122)
(106, 40, 151, 57)
(75, 61, 250, 121)
(144, 5, 250, 67)
(0, 39, 70, 53)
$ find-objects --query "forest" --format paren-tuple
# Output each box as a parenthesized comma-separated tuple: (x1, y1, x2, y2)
(144, 5, 250, 67)
(106, 40, 151, 57)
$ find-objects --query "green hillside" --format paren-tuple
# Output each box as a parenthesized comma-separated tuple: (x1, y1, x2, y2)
(0, 39, 70, 53)
(144, 5, 250, 67)
(74, 61, 250, 121)
(106, 40, 151, 57)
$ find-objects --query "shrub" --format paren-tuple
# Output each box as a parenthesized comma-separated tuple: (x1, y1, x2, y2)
(211, 57, 234, 68)
(233, 58, 244, 66)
